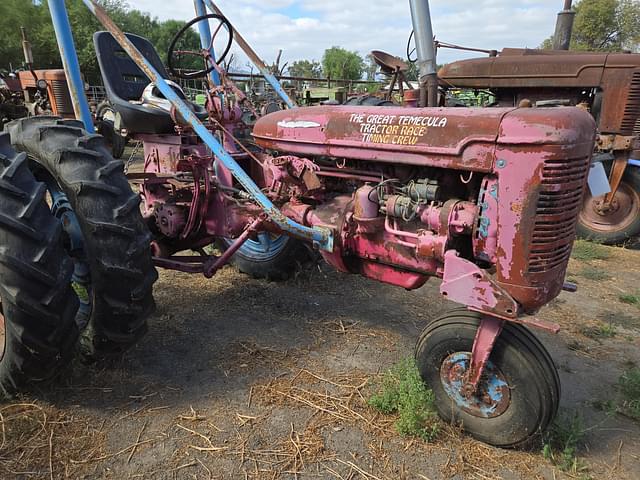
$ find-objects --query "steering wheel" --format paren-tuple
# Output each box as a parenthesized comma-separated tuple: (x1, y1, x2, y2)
(167, 14, 233, 80)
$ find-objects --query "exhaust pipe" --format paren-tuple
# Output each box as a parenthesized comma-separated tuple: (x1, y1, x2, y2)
(21, 27, 39, 85)
(552, 0, 575, 50)
(409, 0, 438, 107)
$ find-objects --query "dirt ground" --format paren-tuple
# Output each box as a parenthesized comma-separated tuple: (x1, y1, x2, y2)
(1, 242, 640, 479)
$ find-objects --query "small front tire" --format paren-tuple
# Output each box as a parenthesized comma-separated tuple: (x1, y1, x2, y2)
(415, 309, 560, 448)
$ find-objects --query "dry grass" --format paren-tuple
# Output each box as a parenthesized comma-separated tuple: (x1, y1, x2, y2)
(0, 402, 107, 479)
(249, 367, 553, 479)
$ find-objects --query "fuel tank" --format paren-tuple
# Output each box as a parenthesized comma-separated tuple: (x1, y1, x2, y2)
(252, 105, 595, 173)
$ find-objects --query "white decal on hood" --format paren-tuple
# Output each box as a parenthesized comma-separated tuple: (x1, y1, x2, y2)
(277, 120, 321, 129)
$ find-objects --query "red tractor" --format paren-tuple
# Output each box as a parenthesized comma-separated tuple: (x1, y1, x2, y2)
(2, 0, 597, 449)
(2, 28, 127, 158)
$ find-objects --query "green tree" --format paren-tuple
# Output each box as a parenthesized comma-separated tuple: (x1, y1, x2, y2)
(0, 0, 54, 71)
(322, 46, 364, 80)
(364, 53, 378, 81)
(0, 0, 202, 82)
(288, 59, 322, 78)
(540, 0, 640, 52)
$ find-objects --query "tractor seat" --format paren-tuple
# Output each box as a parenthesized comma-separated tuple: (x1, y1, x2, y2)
(93, 31, 207, 135)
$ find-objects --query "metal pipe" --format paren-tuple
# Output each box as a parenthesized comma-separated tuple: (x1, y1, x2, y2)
(47, 0, 94, 131)
(552, 0, 575, 50)
(193, 0, 221, 85)
(21, 27, 39, 85)
(408, 0, 438, 107)
(226, 72, 382, 85)
(203, 0, 297, 108)
(79, 0, 332, 251)
(203, 215, 263, 277)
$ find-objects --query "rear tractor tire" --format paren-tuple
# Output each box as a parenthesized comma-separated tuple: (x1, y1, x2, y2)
(0, 134, 79, 397)
(415, 309, 560, 448)
(577, 166, 640, 245)
(7, 116, 157, 359)
(223, 233, 309, 281)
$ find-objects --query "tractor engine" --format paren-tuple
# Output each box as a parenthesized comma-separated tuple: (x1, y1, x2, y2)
(253, 105, 596, 318)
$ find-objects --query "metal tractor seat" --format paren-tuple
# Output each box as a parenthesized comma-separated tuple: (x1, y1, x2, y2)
(93, 31, 207, 134)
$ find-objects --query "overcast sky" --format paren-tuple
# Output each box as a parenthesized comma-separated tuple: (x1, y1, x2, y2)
(126, 0, 564, 68)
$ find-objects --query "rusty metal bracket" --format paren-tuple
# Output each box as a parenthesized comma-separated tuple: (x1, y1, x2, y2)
(596, 134, 634, 152)
(440, 250, 518, 319)
(604, 156, 629, 204)
(203, 215, 265, 277)
(464, 315, 504, 394)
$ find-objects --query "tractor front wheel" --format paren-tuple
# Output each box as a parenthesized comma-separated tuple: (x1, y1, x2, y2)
(7, 117, 157, 359)
(415, 309, 560, 448)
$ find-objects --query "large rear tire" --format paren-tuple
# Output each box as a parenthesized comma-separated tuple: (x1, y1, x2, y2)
(223, 233, 308, 281)
(7, 117, 157, 359)
(0, 133, 79, 397)
(415, 309, 560, 448)
(577, 166, 640, 245)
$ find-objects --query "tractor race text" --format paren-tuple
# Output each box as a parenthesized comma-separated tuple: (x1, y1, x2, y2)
(348, 113, 448, 145)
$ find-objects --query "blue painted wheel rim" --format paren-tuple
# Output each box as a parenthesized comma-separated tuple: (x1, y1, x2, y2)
(227, 232, 289, 262)
(43, 173, 92, 330)
(440, 352, 510, 418)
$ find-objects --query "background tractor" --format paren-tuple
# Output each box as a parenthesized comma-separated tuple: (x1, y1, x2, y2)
(437, 1, 640, 245)
(1, 28, 127, 158)
(2, 0, 600, 450)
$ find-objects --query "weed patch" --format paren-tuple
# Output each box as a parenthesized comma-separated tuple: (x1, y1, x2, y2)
(368, 358, 440, 441)
(578, 266, 611, 281)
(571, 240, 611, 262)
(542, 411, 588, 474)
(619, 293, 640, 306)
(580, 322, 616, 339)
(618, 367, 640, 420)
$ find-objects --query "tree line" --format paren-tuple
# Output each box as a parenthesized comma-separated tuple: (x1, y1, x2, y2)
(0, 0, 200, 82)
(2, 0, 637, 87)
(540, 0, 640, 51)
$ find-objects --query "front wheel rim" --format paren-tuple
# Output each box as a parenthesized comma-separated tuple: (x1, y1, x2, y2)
(440, 352, 511, 418)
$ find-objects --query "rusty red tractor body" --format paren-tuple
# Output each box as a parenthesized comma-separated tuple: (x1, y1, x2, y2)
(89, 18, 596, 444)
(439, 48, 640, 244)
(253, 106, 594, 317)
(34, 0, 599, 448)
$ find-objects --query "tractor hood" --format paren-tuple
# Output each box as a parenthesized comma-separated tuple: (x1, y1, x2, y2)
(438, 48, 640, 89)
(252, 105, 596, 172)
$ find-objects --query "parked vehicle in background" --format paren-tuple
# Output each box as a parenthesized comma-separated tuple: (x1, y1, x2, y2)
(0, 73, 27, 130)
(437, 1, 640, 245)
(2, 28, 127, 158)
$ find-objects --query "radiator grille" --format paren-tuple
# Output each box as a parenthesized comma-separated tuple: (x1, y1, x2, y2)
(621, 71, 640, 135)
(51, 79, 74, 117)
(528, 156, 590, 273)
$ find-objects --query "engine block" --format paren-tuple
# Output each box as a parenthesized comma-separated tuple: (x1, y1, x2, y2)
(253, 105, 596, 316)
